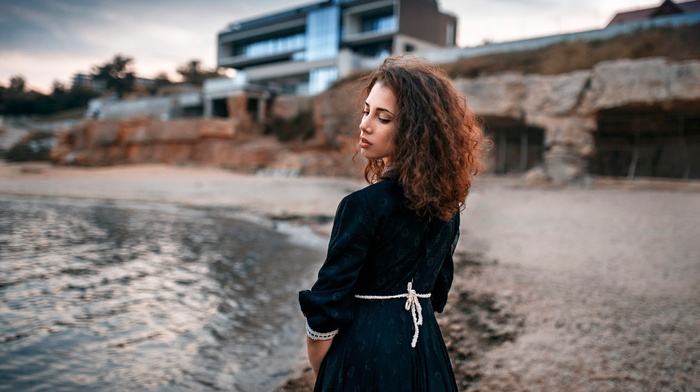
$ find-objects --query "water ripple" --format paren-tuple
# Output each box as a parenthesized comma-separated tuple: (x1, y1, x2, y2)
(0, 196, 323, 391)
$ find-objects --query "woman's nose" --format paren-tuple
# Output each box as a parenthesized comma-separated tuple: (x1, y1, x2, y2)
(359, 116, 370, 133)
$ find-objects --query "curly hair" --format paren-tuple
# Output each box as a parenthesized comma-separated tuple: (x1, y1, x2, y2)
(359, 55, 488, 221)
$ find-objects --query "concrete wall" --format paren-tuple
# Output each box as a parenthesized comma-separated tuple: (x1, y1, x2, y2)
(87, 92, 203, 120)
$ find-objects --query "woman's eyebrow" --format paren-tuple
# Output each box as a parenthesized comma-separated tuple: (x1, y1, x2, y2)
(364, 102, 395, 115)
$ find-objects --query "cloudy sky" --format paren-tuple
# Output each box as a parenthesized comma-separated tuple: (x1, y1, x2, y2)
(0, 0, 654, 92)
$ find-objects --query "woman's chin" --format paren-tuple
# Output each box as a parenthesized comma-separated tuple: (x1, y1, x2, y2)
(361, 154, 377, 161)
(360, 149, 387, 161)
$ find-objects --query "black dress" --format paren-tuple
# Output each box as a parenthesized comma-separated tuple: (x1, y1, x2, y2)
(299, 178, 460, 391)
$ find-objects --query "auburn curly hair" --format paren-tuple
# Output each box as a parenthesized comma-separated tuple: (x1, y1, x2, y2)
(359, 55, 488, 221)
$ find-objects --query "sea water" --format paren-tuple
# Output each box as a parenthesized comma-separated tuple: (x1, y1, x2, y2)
(0, 196, 325, 391)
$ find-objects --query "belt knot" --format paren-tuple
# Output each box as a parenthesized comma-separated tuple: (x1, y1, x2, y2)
(404, 281, 424, 348)
(354, 281, 431, 348)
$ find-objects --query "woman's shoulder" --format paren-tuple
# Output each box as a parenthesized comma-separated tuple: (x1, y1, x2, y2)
(351, 178, 400, 197)
(342, 178, 404, 212)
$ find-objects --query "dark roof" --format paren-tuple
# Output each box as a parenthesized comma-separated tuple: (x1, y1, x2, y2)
(679, 0, 700, 12)
(607, 0, 700, 25)
(221, 1, 330, 34)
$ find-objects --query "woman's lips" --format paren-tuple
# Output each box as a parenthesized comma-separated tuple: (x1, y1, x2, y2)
(359, 138, 371, 148)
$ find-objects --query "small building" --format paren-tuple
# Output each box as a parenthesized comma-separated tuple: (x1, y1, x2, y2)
(607, 0, 700, 26)
(217, 0, 457, 95)
(71, 73, 107, 92)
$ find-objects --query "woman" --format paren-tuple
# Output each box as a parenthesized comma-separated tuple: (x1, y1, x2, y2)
(299, 55, 487, 391)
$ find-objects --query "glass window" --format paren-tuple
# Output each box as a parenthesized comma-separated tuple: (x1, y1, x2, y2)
(306, 6, 340, 61)
(235, 32, 306, 58)
(360, 14, 397, 33)
(446, 22, 455, 46)
(309, 67, 338, 95)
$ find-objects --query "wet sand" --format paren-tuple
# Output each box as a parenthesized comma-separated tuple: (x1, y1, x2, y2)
(444, 180, 699, 391)
(1, 163, 698, 391)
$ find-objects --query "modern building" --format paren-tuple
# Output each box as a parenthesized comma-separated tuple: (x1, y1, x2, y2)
(217, 0, 457, 95)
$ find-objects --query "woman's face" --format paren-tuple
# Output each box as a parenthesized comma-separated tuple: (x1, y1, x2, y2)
(359, 82, 397, 163)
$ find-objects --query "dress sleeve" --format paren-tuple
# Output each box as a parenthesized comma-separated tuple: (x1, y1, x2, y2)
(431, 212, 460, 313)
(298, 192, 375, 340)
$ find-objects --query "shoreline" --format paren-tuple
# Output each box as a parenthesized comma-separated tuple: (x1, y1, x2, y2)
(0, 162, 365, 238)
(2, 162, 699, 391)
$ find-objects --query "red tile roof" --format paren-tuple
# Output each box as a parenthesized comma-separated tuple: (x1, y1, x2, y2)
(607, 0, 700, 25)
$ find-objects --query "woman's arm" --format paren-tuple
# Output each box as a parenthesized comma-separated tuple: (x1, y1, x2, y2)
(300, 192, 374, 376)
(306, 336, 333, 376)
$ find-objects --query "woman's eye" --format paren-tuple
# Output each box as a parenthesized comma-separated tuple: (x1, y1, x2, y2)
(362, 110, 369, 116)
(379, 118, 390, 124)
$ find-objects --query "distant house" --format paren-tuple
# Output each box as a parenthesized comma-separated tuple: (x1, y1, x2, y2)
(71, 73, 107, 92)
(217, 0, 457, 96)
(71, 73, 157, 95)
(608, 0, 700, 25)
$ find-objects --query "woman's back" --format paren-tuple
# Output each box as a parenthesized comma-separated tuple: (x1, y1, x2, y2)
(299, 54, 487, 391)
(300, 178, 460, 391)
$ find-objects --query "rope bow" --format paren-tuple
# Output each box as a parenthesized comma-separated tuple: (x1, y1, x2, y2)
(404, 281, 424, 348)
(354, 281, 431, 348)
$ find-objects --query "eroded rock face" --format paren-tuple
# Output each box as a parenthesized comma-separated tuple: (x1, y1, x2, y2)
(523, 71, 591, 116)
(55, 59, 700, 183)
(309, 58, 700, 183)
(584, 58, 670, 110)
(53, 116, 361, 177)
(271, 95, 312, 120)
(526, 115, 596, 157)
(455, 73, 526, 119)
(447, 58, 700, 184)
(669, 62, 700, 100)
(312, 81, 362, 148)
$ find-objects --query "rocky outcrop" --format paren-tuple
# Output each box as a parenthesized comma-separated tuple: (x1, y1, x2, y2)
(312, 80, 363, 147)
(52, 116, 359, 176)
(307, 58, 700, 183)
(267, 95, 315, 142)
(451, 58, 700, 184)
(53, 58, 700, 183)
(455, 59, 700, 183)
(53, 117, 245, 167)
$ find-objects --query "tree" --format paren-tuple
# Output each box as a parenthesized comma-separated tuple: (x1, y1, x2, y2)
(0, 84, 5, 113)
(176, 59, 219, 85)
(91, 54, 136, 98)
(52, 81, 68, 96)
(9, 75, 26, 93)
(151, 72, 172, 94)
(154, 72, 171, 85)
(3, 75, 35, 114)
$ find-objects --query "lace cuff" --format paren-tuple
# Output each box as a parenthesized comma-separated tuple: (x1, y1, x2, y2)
(306, 320, 338, 340)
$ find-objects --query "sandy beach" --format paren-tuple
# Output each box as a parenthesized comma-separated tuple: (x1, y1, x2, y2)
(1, 162, 698, 391)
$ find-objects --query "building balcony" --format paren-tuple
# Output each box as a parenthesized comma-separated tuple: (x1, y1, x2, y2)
(342, 29, 396, 45)
(218, 49, 305, 69)
(244, 57, 335, 82)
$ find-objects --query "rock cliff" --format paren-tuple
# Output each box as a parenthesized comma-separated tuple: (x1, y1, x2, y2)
(54, 58, 700, 183)
(312, 57, 700, 183)
(451, 58, 700, 183)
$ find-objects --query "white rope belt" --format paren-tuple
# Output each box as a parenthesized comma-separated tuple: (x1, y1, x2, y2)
(355, 281, 431, 348)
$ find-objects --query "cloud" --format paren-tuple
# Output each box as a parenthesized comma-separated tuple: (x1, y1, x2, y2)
(441, 0, 646, 46)
(0, 0, 651, 91)
(0, 50, 103, 92)
(0, 0, 381, 83)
